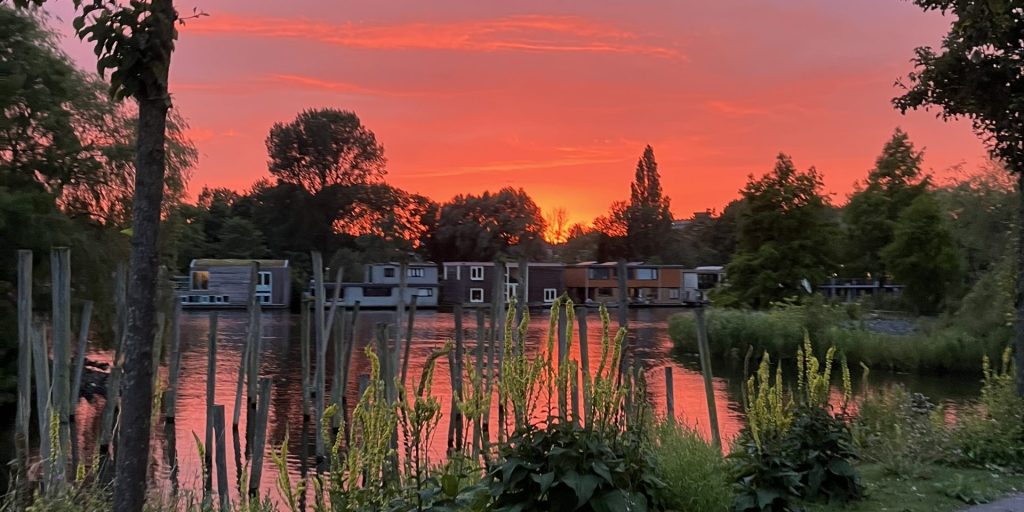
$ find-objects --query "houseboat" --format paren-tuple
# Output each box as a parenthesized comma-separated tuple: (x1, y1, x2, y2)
(179, 259, 291, 309)
(818, 277, 904, 302)
(440, 262, 565, 306)
(316, 262, 440, 308)
(565, 262, 688, 306)
(681, 266, 725, 305)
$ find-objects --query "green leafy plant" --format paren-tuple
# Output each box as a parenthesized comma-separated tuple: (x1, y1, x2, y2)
(653, 421, 731, 512)
(952, 347, 1024, 470)
(488, 420, 663, 512)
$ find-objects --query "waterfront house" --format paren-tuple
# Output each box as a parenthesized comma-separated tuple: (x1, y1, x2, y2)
(440, 262, 565, 306)
(565, 262, 687, 305)
(818, 277, 904, 302)
(681, 266, 725, 305)
(181, 259, 291, 309)
(319, 262, 440, 308)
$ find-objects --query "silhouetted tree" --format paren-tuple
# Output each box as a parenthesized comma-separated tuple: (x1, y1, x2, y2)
(266, 108, 385, 194)
(626, 146, 673, 260)
(428, 187, 546, 262)
(895, 0, 1024, 394)
(725, 153, 838, 308)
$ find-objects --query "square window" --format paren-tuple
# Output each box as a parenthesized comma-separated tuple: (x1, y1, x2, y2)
(258, 271, 272, 287)
(469, 288, 484, 303)
(417, 288, 433, 297)
(543, 288, 558, 303)
(223, 295, 230, 303)
(408, 267, 425, 278)
(191, 271, 209, 290)
(632, 268, 657, 280)
(668, 289, 680, 299)
(470, 266, 484, 281)
(383, 267, 396, 278)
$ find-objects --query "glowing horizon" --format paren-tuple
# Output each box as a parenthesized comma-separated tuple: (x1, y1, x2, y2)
(46, 0, 988, 227)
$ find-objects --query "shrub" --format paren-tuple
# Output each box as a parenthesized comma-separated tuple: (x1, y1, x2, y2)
(952, 347, 1024, 470)
(653, 421, 731, 512)
(852, 383, 949, 477)
(487, 420, 664, 512)
(730, 338, 863, 512)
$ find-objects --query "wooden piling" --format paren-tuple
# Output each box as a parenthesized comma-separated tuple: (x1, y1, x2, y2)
(205, 313, 219, 498)
(394, 261, 407, 389)
(301, 297, 311, 422)
(70, 300, 93, 420)
(50, 247, 71, 477)
(233, 265, 258, 429)
(341, 301, 360, 442)
(31, 324, 51, 489)
(98, 264, 127, 484)
(311, 251, 327, 467)
(248, 378, 272, 497)
(575, 306, 591, 426)
(516, 257, 528, 323)
(245, 264, 264, 434)
(15, 250, 32, 495)
(473, 308, 486, 457)
(400, 295, 418, 388)
(451, 304, 465, 451)
(664, 366, 676, 424)
(557, 310, 568, 416)
(164, 302, 183, 421)
(212, 405, 230, 511)
(164, 420, 179, 495)
(330, 307, 346, 431)
(492, 262, 507, 443)
(616, 260, 629, 330)
(695, 308, 721, 449)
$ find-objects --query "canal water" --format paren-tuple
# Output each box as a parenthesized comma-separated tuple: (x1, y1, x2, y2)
(67, 308, 980, 501)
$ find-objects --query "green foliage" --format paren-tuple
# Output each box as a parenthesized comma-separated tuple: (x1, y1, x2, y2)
(725, 154, 839, 308)
(427, 187, 547, 262)
(488, 420, 663, 512)
(853, 384, 950, 477)
(669, 306, 1006, 374)
(843, 128, 928, 279)
(952, 348, 1024, 469)
(653, 421, 731, 512)
(880, 192, 961, 315)
(266, 108, 386, 194)
(731, 340, 862, 512)
(625, 146, 674, 261)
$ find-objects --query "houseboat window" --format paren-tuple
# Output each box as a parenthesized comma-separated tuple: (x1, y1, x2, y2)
(408, 267, 425, 278)
(180, 296, 189, 304)
(222, 295, 230, 303)
(469, 288, 484, 303)
(383, 267, 396, 278)
(698, 273, 719, 289)
(596, 287, 613, 297)
(363, 287, 391, 297)
(257, 293, 271, 304)
(668, 289, 680, 299)
(470, 266, 484, 281)
(588, 268, 612, 280)
(199, 295, 210, 304)
(543, 288, 558, 303)
(213, 296, 222, 304)
(258, 271, 272, 287)
(191, 271, 209, 290)
(632, 268, 658, 280)
(417, 288, 433, 297)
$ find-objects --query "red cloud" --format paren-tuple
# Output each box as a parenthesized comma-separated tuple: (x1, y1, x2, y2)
(182, 13, 683, 59)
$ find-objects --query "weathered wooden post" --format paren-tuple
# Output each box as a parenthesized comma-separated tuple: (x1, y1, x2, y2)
(695, 307, 721, 449)
(98, 264, 127, 484)
(164, 302, 183, 421)
(664, 366, 676, 424)
(70, 300, 93, 420)
(15, 250, 32, 496)
(557, 308, 568, 416)
(301, 297, 311, 422)
(341, 301, 360, 442)
(212, 404, 230, 512)
(205, 313, 218, 499)
(450, 304, 465, 452)
(31, 324, 52, 491)
(492, 261, 507, 442)
(473, 308, 486, 457)
(50, 247, 71, 477)
(400, 295, 419, 388)
(311, 251, 327, 468)
(330, 307, 346, 432)
(394, 261, 407, 390)
(246, 263, 264, 440)
(616, 260, 629, 331)
(575, 306, 592, 427)
(248, 378, 272, 497)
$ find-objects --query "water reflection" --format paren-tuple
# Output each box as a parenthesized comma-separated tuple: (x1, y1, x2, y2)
(72, 307, 979, 501)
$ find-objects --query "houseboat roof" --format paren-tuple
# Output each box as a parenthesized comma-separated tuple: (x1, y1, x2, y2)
(374, 261, 437, 267)
(191, 259, 289, 268)
(442, 261, 565, 268)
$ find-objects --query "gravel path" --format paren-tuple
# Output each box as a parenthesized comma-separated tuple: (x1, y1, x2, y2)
(963, 495, 1024, 511)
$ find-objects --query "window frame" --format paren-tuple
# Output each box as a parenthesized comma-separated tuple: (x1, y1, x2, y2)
(469, 288, 484, 303)
(470, 266, 484, 281)
(543, 288, 558, 303)
(408, 267, 425, 278)
(191, 271, 209, 291)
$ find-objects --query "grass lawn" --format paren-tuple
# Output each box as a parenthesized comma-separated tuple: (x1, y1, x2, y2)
(803, 464, 1024, 512)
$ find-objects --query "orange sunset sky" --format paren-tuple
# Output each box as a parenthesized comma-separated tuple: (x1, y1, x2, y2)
(47, 0, 987, 226)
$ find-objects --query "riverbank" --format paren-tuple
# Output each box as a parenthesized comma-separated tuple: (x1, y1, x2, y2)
(668, 306, 1008, 374)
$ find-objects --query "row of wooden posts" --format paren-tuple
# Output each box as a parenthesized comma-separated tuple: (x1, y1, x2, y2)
(12, 248, 722, 508)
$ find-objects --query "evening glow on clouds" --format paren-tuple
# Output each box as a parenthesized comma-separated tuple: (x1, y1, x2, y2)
(48, 0, 987, 225)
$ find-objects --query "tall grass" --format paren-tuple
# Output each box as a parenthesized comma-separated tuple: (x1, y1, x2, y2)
(668, 304, 1006, 374)
(653, 421, 731, 512)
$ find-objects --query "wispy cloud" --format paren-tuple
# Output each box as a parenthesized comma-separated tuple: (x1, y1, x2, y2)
(412, 155, 625, 178)
(183, 14, 683, 59)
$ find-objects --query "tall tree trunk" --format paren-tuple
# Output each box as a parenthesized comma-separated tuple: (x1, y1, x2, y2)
(1016, 170, 1024, 396)
(112, 73, 172, 512)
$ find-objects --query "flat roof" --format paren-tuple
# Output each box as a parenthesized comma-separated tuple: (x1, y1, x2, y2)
(192, 259, 289, 268)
